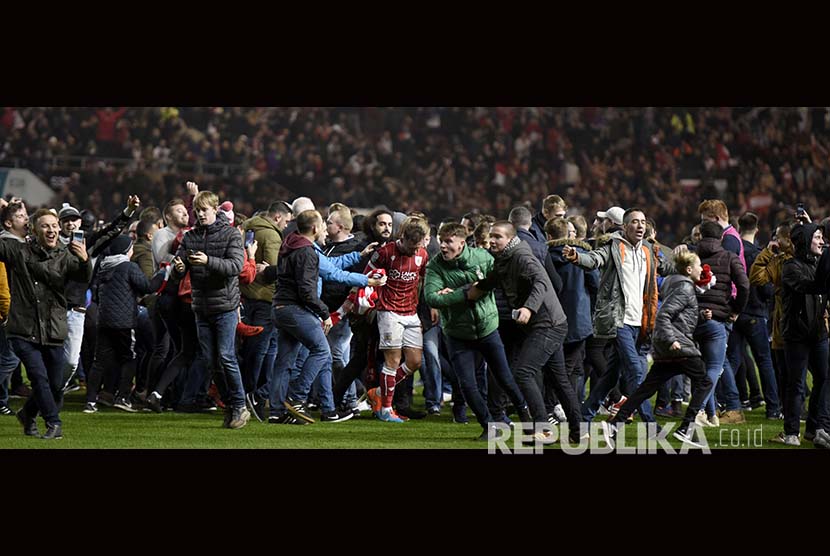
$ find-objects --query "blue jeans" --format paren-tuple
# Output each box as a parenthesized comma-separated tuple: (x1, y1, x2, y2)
(62, 308, 86, 382)
(726, 314, 781, 415)
(321, 318, 356, 407)
(270, 305, 333, 414)
(784, 338, 829, 436)
(421, 325, 443, 411)
(240, 298, 275, 394)
(445, 330, 527, 428)
(695, 319, 741, 415)
(582, 325, 654, 422)
(194, 309, 246, 409)
(0, 327, 21, 406)
(254, 327, 278, 401)
(9, 338, 65, 426)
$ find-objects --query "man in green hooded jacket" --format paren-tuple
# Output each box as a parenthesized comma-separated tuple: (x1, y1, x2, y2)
(424, 223, 530, 440)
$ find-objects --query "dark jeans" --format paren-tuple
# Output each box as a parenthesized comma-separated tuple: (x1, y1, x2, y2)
(86, 327, 137, 403)
(582, 325, 654, 422)
(155, 302, 203, 403)
(270, 305, 333, 414)
(612, 356, 712, 431)
(333, 317, 377, 405)
(240, 298, 275, 394)
(194, 309, 246, 410)
(783, 338, 829, 436)
(9, 338, 65, 426)
(513, 323, 581, 432)
(0, 327, 20, 406)
(134, 305, 155, 393)
(444, 330, 527, 429)
(146, 293, 175, 392)
(726, 314, 781, 415)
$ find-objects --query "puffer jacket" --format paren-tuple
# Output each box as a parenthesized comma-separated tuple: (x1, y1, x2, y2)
(424, 244, 497, 341)
(477, 238, 567, 331)
(781, 223, 828, 343)
(175, 215, 244, 316)
(93, 255, 165, 329)
(695, 237, 749, 322)
(652, 274, 702, 360)
(241, 214, 282, 302)
(0, 239, 91, 346)
(572, 232, 659, 341)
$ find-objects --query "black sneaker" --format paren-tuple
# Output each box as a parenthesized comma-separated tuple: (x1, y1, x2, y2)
(0, 404, 15, 416)
(145, 392, 163, 413)
(320, 409, 354, 423)
(16, 409, 38, 436)
(427, 406, 441, 416)
(114, 397, 138, 413)
(268, 413, 306, 425)
(246, 392, 267, 422)
(750, 397, 766, 411)
(283, 397, 315, 424)
(82, 402, 98, 414)
(41, 423, 63, 440)
(395, 406, 426, 420)
(196, 397, 219, 412)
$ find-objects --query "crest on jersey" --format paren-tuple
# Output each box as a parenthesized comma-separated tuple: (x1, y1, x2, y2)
(390, 255, 396, 262)
(414, 255, 423, 266)
(475, 265, 484, 280)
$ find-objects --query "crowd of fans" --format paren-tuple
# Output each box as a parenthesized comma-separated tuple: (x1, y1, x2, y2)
(3, 106, 830, 245)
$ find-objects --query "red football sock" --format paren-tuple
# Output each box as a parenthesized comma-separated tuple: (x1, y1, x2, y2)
(380, 366, 397, 409)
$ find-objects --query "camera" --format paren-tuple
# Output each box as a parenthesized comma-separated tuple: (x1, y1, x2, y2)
(245, 230, 255, 248)
(72, 230, 84, 243)
(796, 202, 806, 217)
(187, 249, 196, 257)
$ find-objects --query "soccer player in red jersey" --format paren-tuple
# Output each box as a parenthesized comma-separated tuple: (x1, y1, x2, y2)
(365, 217, 430, 422)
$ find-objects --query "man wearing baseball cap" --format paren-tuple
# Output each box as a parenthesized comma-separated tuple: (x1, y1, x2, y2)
(597, 206, 625, 228)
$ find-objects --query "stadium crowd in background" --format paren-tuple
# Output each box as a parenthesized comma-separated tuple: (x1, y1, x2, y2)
(1, 106, 830, 450)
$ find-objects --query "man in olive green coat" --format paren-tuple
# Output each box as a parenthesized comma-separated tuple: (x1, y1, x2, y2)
(239, 201, 292, 413)
(424, 223, 530, 440)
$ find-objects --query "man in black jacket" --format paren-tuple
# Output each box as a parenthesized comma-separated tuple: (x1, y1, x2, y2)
(270, 210, 334, 424)
(726, 212, 781, 419)
(0, 208, 91, 439)
(171, 190, 249, 429)
(773, 222, 829, 446)
(469, 221, 584, 443)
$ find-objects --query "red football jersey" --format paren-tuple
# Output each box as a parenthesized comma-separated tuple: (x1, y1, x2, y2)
(367, 240, 428, 316)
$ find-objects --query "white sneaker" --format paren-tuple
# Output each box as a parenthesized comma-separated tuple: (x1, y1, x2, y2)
(694, 410, 713, 428)
(552, 403, 567, 423)
(356, 400, 372, 413)
(708, 413, 720, 427)
(442, 392, 453, 404)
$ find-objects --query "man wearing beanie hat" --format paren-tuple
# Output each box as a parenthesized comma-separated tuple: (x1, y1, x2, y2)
(83, 232, 166, 414)
(219, 201, 235, 227)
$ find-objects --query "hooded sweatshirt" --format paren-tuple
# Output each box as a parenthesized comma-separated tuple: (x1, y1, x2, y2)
(272, 232, 329, 321)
